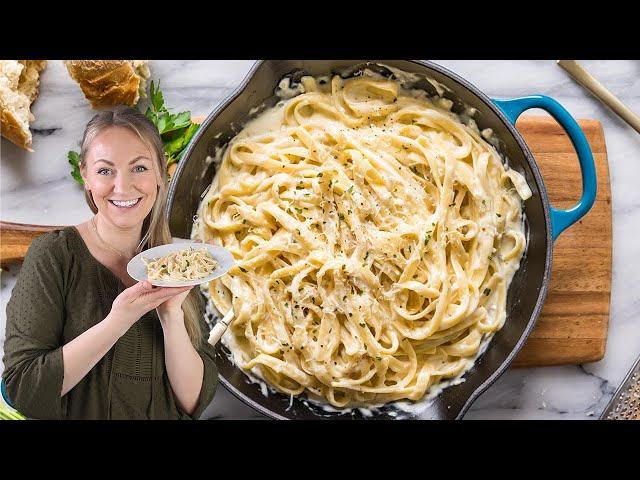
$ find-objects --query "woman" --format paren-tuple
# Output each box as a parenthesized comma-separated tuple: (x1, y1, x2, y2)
(2, 105, 218, 420)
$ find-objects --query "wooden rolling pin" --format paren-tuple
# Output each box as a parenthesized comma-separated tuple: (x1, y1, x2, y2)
(0, 221, 67, 264)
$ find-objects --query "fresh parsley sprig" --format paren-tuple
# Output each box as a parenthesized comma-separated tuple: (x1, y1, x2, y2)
(145, 80, 200, 166)
(67, 80, 200, 185)
(68, 151, 83, 185)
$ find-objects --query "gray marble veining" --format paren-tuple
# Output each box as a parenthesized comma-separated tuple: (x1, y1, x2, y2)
(1, 60, 638, 420)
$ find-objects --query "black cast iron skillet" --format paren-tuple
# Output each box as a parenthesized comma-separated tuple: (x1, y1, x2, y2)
(166, 60, 597, 419)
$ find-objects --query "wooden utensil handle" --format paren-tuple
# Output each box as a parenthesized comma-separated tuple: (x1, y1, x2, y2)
(0, 221, 67, 264)
(557, 60, 640, 134)
(208, 309, 235, 346)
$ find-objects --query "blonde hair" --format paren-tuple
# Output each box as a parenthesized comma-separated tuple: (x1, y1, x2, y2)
(79, 105, 204, 349)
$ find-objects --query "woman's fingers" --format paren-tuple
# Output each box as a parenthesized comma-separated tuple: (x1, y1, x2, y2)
(149, 285, 192, 296)
(141, 285, 192, 306)
(119, 281, 154, 304)
(112, 282, 194, 323)
(121, 281, 192, 310)
(147, 288, 193, 309)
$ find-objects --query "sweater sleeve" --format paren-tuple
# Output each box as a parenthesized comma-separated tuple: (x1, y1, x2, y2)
(2, 232, 67, 420)
(181, 315, 219, 420)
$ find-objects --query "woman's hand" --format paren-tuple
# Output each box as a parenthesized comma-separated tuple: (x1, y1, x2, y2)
(156, 286, 194, 326)
(109, 281, 192, 331)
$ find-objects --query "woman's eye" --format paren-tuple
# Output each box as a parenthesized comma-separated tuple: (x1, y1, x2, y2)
(98, 168, 112, 175)
(133, 165, 148, 173)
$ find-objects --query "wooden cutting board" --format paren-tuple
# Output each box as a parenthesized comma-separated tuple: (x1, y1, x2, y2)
(0, 115, 612, 367)
(512, 116, 611, 367)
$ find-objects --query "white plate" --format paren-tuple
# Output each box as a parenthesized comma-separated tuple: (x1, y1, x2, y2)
(127, 241, 235, 287)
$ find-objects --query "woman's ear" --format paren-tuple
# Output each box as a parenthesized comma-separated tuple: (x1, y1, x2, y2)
(80, 165, 88, 188)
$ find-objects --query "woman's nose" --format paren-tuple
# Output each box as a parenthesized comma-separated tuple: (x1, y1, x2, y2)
(114, 171, 134, 194)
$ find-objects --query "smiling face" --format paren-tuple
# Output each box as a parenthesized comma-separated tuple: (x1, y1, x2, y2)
(81, 126, 160, 231)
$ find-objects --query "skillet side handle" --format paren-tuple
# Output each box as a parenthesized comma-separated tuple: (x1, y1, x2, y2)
(492, 95, 597, 241)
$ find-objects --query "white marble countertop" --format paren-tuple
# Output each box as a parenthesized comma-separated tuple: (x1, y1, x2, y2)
(1, 60, 638, 420)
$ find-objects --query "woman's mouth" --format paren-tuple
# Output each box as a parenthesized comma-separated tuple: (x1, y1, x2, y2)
(108, 197, 142, 209)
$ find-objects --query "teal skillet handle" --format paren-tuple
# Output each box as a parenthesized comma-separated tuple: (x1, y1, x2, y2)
(492, 95, 597, 241)
(1, 378, 14, 409)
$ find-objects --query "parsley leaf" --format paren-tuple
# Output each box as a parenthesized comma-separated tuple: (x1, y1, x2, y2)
(164, 123, 200, 164)
(145, 80, 200, 162)
(149, 79, 165, 112)
(68, 151, 83, 185)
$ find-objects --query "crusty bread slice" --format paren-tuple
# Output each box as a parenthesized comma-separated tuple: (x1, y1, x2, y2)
(132, 60, 150, 102)
(0, 60, 47, 151)
(19, 60, 47, 102)
(64, 60, 150, 109)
